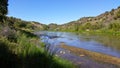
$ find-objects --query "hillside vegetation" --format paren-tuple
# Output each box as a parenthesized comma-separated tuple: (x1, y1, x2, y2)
(50, 6, 120, 35)
(0, 0, 75, 68)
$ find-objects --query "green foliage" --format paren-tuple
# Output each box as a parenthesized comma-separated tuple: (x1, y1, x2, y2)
(74, 23, 79, 31)
(48, 23, 58, 30)
(26, 23, 35, 29)
(115, 9, 120, 19)
(0, 0, 8, 22)
(0, 26, 75, 68)
(14, 22, 27, 28)
(108, 22, 120, 31)
(15, 34, 40, 56)
(0, 37, 18, 68)
(84, 22, 92, 29)
(3, 17, 46, 31)
(0, 0, 8, 16)
(43, 25, 49, 30)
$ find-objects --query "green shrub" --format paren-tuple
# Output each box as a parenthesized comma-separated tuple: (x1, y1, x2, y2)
(108, 21, 120, 31)
(14, 22, 27, 28)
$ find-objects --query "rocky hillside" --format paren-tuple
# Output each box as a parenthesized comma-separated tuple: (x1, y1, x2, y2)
(55, 6, 120, 31)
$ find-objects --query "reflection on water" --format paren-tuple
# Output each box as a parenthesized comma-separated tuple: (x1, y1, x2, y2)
(79, 34, 120, 53)
(35, 31, 120, 58)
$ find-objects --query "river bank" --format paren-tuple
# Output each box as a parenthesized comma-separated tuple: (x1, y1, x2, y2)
(60, 42, 120, 67)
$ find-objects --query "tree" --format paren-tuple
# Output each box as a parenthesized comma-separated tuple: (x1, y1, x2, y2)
(0, 0, 8, 22)
(0, 0, 8, 16)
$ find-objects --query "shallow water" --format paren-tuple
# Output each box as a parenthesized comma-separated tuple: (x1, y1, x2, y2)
(35, 31, 120, 58)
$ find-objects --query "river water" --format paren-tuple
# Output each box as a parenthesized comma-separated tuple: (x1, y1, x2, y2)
(35, 31, 120, 58)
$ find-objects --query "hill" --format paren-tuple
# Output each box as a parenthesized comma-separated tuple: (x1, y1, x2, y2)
(54, 6, 120, 33)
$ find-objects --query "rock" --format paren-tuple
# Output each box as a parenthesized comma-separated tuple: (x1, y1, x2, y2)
(86, 29, 90, 31)
(77, 62, 82, 64)
(80, 54, 85, 57)
(55, 54, 58, 57)
(60, 51, 63, 54)
(60, 51, 66, 54)
(70, 38, 73, 40)
(60, 42, 65, 45)
(63, 51, 65, 54)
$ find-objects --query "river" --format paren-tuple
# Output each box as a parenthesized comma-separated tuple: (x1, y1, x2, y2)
(35, 31, 120, 68)
(35, 31, 120, 57)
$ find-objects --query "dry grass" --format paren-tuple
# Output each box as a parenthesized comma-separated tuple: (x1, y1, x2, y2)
(60, 42, 120, 67)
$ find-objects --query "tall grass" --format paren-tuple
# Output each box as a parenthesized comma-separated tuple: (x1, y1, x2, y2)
(0, 29, 75, 68)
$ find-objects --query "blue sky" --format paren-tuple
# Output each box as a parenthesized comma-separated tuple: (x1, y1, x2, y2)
(8, 0, 120, 24)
